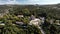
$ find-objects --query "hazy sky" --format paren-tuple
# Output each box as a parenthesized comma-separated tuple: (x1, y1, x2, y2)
(0, 0, 60, 5)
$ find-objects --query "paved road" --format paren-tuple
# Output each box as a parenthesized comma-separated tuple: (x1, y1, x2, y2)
(38, 25, 45, 34)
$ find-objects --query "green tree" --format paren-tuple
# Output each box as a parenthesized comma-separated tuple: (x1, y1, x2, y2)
(22, 8, 30, 16)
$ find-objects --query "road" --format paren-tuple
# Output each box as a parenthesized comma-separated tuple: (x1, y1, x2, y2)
(38, 25, 45, 34)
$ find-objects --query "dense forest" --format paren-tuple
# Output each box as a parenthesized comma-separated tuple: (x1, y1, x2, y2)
(0, 4, 60, 34)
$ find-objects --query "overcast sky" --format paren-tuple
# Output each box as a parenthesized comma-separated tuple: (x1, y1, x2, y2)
(0, 0, 60, 5)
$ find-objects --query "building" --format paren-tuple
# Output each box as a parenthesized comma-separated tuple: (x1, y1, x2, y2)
(54, 20, 60, 25)
(16, 21, 24, 25)
(49, 19, 55, 24)
(4, 9, 9, 14)
(30, 15, 35, 20)
(0, 23, 5, 25)
(17, 15, 24, 17)
(29, 18, 41, 26)
(0, 13, 4, 17)
(39, 17, 45, 24)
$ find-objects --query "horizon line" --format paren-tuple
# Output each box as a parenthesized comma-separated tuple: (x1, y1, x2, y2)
(0, 3, 59, 5)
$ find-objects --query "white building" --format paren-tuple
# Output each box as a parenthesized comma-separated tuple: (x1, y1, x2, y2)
(0, 13, 4, 17)
(54, 20, 60, 25)
(16, 21, 24, 25)
(49, 19, 55, 24)
(17, 15, 24, 17)
(0, 23, 5, 25)
(29, 18, 41, 26)
(5, 9, 9, 14)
